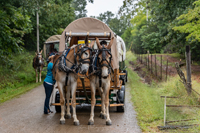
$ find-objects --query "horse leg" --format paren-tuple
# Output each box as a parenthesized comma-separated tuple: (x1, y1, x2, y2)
(71, 81, 79, 126)
(35, 69, 38, 83)
(57, 82, 65, 124)
(88, 78, 96, 125)
(65, 85, 71, 119)
(39, 67, 42, 82)
(101, 89, 106, 119)
(105, 86, 112, 126)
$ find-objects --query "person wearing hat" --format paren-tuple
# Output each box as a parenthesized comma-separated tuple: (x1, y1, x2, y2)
(43, 55, 56, 114)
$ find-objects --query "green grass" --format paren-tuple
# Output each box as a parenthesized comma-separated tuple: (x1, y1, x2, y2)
(0, 50, 46, 104)
(126, 51, 200, 132)
(0, 82, 42, 103)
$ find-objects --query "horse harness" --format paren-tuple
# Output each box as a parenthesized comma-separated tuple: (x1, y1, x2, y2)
(53, 44, 93, 86)
(89, 45, 113, 87)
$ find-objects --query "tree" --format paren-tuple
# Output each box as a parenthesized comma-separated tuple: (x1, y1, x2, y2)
(97, 11, 114, 26)
(173, 0, 200, 42)
(71, 0, 94, 19)
(72, 0, 87, 19)
(173, 0, 200, 60)
(109, 16, 127, 36)
(0, 0, 32, 60)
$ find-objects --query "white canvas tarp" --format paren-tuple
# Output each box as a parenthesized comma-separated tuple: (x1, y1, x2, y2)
(59, 17, 119, 69)
(117, 35, 126, 62)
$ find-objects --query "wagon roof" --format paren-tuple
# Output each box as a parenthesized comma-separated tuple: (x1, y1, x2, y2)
(59, 17, 119, 69)
(45, 35, 61, 44)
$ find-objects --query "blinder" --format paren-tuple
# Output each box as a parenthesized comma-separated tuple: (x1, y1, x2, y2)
(77, 44, 93, 65)
(98, 45, 112, 75)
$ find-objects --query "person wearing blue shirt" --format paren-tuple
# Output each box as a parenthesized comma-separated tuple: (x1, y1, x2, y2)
(43, 55, 56, 114)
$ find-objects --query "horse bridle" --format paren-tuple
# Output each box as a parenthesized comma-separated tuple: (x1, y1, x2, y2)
(75, 44, 93, 70)
(58, 44, 93, 74)
(36, 53, 43, 66)
(98, 45, 113, 75)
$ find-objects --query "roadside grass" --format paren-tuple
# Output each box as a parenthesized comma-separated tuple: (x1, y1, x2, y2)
(0, 82, 42, 103)
(126, 51, 200, 132)
(0, 50, 46, 104)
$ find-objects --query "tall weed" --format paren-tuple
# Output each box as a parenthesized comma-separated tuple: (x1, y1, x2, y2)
(126, 51, 200, 132)
(0, 50, 46, 103)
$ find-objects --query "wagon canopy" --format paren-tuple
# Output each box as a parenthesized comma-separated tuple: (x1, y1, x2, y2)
(117, 35, 126, 61)
(45, 35, 61, 44)
(43, 35, 61, 58)
(59, 17, 119, 69)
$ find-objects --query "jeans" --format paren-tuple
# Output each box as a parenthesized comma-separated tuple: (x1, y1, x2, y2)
(43, 82, 53, 114)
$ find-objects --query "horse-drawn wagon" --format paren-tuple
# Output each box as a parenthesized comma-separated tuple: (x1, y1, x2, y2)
(44, 17, 127, 125)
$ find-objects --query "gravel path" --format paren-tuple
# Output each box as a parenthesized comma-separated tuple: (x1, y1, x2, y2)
(0, 83, 141, 133)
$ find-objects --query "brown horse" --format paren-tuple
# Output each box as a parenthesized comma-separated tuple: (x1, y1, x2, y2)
(88, 37, 114, 125)
(33, 50, 44, 83)
(52, 41, 94, 125)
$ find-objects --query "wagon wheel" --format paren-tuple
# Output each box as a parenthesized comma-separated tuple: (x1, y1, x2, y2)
(117, 85, 125, 112)
(55, 91, 61, 113)
(124, 70, 128, 82)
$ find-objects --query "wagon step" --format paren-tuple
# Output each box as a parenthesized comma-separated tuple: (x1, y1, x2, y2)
(74, 97, 112, 101)
(51, 103, 124, 107)
(95, 104, 124, 107)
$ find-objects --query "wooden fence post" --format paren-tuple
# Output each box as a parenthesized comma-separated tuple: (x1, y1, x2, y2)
(186, 45, 192, 95)
(147, 50, 149, 70)
(146, 55, 148, 66)
(164, 96, 166, 126)
(151, 54, 153, 74)
(166, 58, 168, 81)
(155, 55, 157, 78)
(161, 55, 162, 80)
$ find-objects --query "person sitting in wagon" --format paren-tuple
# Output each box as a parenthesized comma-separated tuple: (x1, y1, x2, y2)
(49, 44, 55, 56)
(100, 40, 108, 46)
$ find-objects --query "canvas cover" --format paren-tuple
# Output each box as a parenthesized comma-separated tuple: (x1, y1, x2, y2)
(43, 35, 61, 58)
(45, 35, 61, 44)
(117, 35, 126, 62)
(59, 17, 119, 69)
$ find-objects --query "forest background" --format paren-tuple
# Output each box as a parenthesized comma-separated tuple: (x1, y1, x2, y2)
(1, 0, 200, 65)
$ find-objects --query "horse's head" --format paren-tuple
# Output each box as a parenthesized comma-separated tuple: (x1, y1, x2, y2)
(35, 50, 43, 65)
(96, 37, 114, 79)
(77, 38, 95, 75)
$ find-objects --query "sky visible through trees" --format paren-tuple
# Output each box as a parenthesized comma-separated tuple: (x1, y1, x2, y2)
(1, 0, 200, 62)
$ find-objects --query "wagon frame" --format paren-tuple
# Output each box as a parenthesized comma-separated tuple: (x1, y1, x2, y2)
(46, 17, 127, 112)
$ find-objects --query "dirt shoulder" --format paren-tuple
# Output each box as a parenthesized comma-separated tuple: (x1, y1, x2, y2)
(131, 54, 200, 84)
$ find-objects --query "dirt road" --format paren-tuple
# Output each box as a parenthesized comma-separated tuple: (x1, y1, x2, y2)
(0, 84, 141, 133)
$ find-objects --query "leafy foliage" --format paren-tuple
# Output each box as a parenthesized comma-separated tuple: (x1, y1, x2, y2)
(173, 0, 200, 42)
(0, 3, 32, 58)
(96, 11, 114, 26)
(0, 0, 76, 65)
(120, 0, 200, 60)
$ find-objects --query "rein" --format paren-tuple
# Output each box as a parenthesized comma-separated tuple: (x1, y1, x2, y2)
(55, 44, 93, 74)
(98, 45, 113, 74)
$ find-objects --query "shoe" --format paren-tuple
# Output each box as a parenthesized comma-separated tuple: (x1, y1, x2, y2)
(49, 110, 53, 113)
(44, 112, 49, 114)
(44, 109, 53, 114)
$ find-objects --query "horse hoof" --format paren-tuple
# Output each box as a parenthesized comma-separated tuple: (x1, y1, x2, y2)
(101, 114, 106, 119)
(74, 121, 80, 126)
(65, 114, 71, 119)
(106, 120, 112, 126)
(60, 120, 65, 124)
(88, 120, 94, 125)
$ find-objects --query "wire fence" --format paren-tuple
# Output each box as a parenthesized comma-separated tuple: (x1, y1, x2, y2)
(136, 53, 169, 81)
